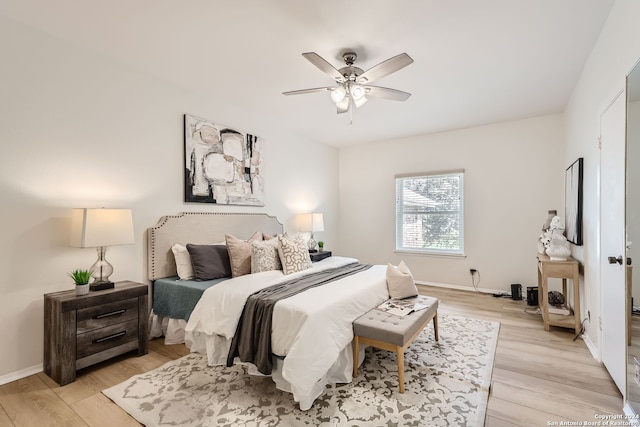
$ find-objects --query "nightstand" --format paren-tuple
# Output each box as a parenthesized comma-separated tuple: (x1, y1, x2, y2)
(44, 281, 149, 385)
(310, 251, 332, 262)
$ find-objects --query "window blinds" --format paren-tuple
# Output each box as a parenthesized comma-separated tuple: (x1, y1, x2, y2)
(395, 171, 464, 255)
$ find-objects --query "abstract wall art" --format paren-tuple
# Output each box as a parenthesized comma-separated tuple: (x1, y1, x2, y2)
(184, 114, 264, 206)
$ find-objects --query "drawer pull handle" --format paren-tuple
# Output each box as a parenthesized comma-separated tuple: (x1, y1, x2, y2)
(94, 331, 126, 343)
(95, 309, 126, 319)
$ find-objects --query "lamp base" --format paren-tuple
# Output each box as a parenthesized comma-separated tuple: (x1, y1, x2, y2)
(90, 280, 115, 291)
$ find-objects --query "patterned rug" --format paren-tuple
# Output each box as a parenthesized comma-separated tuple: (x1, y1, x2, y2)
(103, 314, 499, 426)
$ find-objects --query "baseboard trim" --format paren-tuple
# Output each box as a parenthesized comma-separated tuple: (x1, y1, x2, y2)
(581, 334, 601, 363)
(0, 364, 43, 386)
(624, 402, 640, 425)
(416, 281, 605, 369)
(416, 280, 504, 296)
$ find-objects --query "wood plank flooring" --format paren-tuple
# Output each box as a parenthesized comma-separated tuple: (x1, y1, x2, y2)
(0, 285, 623, 426)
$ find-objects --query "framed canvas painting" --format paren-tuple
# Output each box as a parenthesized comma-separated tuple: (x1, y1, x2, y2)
(565, 157, 583, 245)
(184, 114, 264, 206)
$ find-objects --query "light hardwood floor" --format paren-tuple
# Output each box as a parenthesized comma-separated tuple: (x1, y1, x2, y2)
(0, 285, 623, 426)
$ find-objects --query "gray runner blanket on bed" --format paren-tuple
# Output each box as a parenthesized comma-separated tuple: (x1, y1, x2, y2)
(226, 262, 373, 375)
(153, 277, 227, 321)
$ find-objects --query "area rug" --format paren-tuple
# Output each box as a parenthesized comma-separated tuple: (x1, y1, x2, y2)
(103, 314, 499, 426)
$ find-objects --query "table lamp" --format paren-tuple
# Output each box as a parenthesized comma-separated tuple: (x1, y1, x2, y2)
(70, 208, 135, 291)
(300, 213, 324, 251)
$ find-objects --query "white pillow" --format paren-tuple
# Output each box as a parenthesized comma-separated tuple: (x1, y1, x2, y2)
(278, 234, 312, 275)
(171, 244, 195, 280)
(251, 238, 282, 273)
(386, 260, 418, 299)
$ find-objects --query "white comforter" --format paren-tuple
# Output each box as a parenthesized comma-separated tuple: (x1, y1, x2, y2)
(184, 256, 389, 410)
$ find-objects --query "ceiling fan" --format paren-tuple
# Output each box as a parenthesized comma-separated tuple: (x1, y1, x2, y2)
(283, 51, 414, 114)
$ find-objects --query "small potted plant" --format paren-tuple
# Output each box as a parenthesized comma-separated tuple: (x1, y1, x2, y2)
(68, 269, 93, 296)
(318, 241, 325, 251)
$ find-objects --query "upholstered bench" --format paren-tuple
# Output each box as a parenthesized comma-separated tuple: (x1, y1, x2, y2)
(352, 295, 439, 393)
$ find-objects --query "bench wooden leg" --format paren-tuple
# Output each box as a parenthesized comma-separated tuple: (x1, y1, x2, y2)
(433, 311, 439, 341)
(353, 335, 360, 378)
(397, 346, 405, 393)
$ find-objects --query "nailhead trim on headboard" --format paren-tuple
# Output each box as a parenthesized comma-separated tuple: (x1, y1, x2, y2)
(147, 212, 284, 281)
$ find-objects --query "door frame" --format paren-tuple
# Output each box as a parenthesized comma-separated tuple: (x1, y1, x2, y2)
(599, 88, 627, 396)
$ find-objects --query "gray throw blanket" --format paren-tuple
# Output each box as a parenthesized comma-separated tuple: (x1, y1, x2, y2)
(226, 262, 372, 375)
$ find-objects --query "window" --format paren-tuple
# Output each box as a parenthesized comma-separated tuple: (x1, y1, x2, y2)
(395, 170, 464, 255)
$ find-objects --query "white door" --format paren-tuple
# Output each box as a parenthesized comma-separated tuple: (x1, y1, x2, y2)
(600, 91, 627, 393)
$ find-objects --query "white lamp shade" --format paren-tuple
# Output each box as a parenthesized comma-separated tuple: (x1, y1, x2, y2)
(330, 87, 346, 103)
(300, 213, 324, 232)
(70, 208, 135, 248)
(350, 84, 366, 100)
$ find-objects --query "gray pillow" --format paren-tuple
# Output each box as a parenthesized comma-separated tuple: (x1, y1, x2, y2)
(186, 244, 232, 281)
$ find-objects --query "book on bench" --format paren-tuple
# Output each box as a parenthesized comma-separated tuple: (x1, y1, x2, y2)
(376, 297, 428, 317)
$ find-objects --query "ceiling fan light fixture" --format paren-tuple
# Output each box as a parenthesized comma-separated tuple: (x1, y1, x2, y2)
(350, 84, 366, 100)
(330, 86, 346, 103)
(353, 94, 368, 108)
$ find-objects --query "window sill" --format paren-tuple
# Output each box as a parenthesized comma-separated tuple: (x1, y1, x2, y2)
(394, 250, 466, 259)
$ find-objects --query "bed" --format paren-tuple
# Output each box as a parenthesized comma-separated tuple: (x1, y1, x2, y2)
(147, 212, 389, 410)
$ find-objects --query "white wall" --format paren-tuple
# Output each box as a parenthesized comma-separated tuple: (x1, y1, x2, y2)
(338, 115, 565, 291)
(564, 0, 640, 357)
(0, 16, 339, 380)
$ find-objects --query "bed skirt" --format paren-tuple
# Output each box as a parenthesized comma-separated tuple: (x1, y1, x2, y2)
(185, 330, 363, 411)
(148, 310, 188, 345)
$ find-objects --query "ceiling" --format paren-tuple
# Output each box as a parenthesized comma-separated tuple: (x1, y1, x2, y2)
(0, 0, 615, 147)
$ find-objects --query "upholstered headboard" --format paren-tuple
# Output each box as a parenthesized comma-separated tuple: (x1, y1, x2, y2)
(147, 212, 283, 281)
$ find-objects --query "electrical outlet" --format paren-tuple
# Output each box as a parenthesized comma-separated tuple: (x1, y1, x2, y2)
(469, 268, 477, 275)
(587, 310, 591, 322)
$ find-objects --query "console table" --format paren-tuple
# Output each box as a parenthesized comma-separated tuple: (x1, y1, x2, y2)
(536, 254, 580, 332)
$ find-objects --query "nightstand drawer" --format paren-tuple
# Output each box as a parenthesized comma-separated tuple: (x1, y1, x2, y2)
(77, 297, 138, 334)
(76, 318, 139, 359)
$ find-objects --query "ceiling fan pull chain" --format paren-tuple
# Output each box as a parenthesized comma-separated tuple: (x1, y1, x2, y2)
(349, 102, 353, 125)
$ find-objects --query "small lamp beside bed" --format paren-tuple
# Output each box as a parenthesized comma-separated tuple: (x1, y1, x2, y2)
(69, 208, 135, 291)
(299, 212, 324, 252)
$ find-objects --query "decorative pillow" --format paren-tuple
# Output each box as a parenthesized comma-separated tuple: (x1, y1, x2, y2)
(251, 239, 282, 273)
(225, 231, 263, 277)
(171, 244, 195, 280)
(263, 232, 288, 241)
(186, 244, 232, 281)
(386, 260, 418, 299)
(278, 234, 312, 275)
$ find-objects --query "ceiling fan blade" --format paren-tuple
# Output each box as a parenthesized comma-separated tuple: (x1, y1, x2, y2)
(364, 86, 412, 101)
(302, 52, 344, 82)
(283, 87, 332, 96)
(336, 96, 350, 114)
(357, 53, 414, 84)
